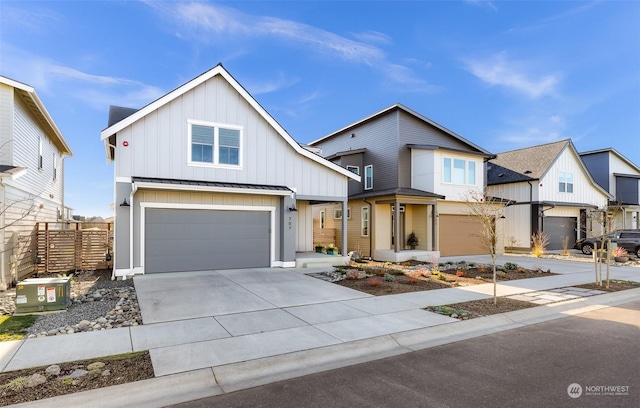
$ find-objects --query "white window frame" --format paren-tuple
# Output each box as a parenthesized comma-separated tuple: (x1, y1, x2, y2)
(361, 207, 369, 236)
(442, 157, 477, 186)
(364, 165, 373, 190)
(334, 209, 342, 219)
(347, 165, 360, 176)
(347, 207, 351, 219)
(559, 171, 574, 193)
(38, 138, 43, 170)
(187, 119, 243, 169)
(320, 210, 326, 229)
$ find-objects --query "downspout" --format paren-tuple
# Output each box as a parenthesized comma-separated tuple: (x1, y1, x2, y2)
(127, 183, 138, 280)
(527, 181, 534, 238)
(364, 198, 372, 259)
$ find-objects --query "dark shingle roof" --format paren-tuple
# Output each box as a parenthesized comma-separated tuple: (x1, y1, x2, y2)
(108, 106, 139, 127)
(349, 187, 444, 200)
(131, 177, 292, 193)
(487, 140, 569, 185)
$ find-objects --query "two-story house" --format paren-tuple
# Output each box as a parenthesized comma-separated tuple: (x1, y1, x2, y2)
(487, 139, 611, 251)
(309, 104, 496, 261)
(101, 64, 358, 278)
(580, 148, 640, 231)
(0, 76, 73, 288)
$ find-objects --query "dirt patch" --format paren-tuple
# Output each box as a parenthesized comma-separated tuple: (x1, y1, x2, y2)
(0, 352, 154, 406)
(574, 280, 640, 292)
(335, 260, 555, 296)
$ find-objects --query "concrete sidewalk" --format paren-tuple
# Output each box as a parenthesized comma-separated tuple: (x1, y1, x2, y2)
(2, 255, 639, 407)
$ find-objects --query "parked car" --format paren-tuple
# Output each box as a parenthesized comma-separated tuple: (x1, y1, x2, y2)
(574, 230, 640, 257)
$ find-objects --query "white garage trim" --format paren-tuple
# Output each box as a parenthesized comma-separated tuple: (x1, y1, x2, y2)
(139, 202, 276, 274)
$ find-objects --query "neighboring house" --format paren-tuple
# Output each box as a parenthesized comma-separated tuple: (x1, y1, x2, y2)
(487, 139, 611, 251)
(0, 76, 73, 286)
(100, 64, 358, 278)
(309, 103, 496, 261)
(580, 148, 640, 231)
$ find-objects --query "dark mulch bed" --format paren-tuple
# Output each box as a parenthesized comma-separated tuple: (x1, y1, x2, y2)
(574, 280, 640, 292)
(336, 274, 451, 295)
(0, 350, 154, 406)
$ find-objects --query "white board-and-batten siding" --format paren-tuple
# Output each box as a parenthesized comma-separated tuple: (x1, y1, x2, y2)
(114, 75, 346, 199)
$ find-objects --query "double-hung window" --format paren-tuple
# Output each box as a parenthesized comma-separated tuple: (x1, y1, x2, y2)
(189, 120, 242, 168)
(559, 171, 574, 193)
(364, 165, 373, 190)
(443, 157, 476, 185)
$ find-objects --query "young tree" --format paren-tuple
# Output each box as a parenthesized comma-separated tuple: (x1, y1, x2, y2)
(464, 191, 509, 305)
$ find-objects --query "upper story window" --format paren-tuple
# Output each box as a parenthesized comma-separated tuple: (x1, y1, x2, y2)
(347, 165, 360, 176)
(38, 139, 43, 170)
(188, 120, 242, 168)
(53, 153, 57, 180)
(443, 157, 476, 185)
(559, 171, 574, 193)
(364, 165, 373, 190)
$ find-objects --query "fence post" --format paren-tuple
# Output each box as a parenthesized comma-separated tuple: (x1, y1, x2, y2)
(75, 223, 82, 272)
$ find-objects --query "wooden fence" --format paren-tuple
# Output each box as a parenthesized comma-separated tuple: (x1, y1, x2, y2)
(313, 228, 336, 246)
(35, 222, 113, 275)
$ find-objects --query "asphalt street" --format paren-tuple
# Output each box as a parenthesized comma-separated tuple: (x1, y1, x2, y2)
(170, 300, 640, 408)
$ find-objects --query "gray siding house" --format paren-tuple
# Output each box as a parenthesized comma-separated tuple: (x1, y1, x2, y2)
(580, 148, 640, 230)
(101, 64, 358, 278)
(309, 104, 496, 260)
(0, 76, 73, 287)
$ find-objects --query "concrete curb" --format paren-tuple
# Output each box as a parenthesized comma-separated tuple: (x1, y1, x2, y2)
(11, 288, 640, 407)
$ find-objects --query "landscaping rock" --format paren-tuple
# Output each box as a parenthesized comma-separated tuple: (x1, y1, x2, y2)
(87, 362, 105, 370)
(45, 365, 61, 377)
(26, 373, 47, 388)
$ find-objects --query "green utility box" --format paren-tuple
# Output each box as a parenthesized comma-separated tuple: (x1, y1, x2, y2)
(15, 278, 71, 314)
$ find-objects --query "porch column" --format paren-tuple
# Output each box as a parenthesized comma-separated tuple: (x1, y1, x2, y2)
(432, 202, 438, 251)
(394, 199, 400, 253)
(341, 199, 348, 256)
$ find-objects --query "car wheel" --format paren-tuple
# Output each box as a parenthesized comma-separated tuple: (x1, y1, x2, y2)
(581, 243, 594, 255)
(636, 247, 640, 258)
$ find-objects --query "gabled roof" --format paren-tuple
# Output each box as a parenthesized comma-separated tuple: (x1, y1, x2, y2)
(488, 139, 568, 184)
(580, 147, 640, 175)
(0, 75, 73, 156)
(488, 139, 612, 198)
(100, 64, 358, 181)
(349, 187, 445, 200)
(308, 103, 494, 158)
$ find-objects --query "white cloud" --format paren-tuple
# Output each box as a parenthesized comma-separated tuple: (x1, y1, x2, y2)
(245, 72, 300, 95)
(0, 45, 164, 109)
(465, 52, 560, 98)
(465, 0, 498, 12)
(147, 2, 434, 91)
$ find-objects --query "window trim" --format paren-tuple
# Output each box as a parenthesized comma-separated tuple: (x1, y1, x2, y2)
(53, 153, 57, 181)
(364, 165, 373, 190)
(38, 139, 43, 170)
(187, 119, 243, 169)
(346, 165, 360, 176)
(442, 157, 477, 186)
(320, 210, 325, 229)
(361, 207, 369, 237)
(559, 171, 574, 193)
(334, 209, 342, 219)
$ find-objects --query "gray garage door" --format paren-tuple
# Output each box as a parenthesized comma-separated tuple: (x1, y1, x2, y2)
(145, 209, 270, 273)
(543, 217, 577, 250)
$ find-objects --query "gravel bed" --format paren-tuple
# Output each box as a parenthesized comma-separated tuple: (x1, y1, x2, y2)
(1, 270, 141, 338)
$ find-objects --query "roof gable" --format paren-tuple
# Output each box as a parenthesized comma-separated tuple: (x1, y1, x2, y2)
(100, 64, 358, 181)
(0, 75, 73, 156)
(580, 148, 640, 175)
(309, 103, 494, 157)
(488, 139, 611, 198)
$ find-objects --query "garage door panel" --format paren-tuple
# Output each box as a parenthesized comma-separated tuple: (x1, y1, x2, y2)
(145, 209, 270, 273)
(439, 215, 487, 256)
(543, 217, 577, 250)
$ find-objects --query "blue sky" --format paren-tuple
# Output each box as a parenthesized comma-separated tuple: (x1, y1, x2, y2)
(1, 1, 638, 217)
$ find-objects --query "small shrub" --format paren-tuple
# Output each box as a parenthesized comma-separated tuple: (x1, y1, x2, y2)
(431, 270, 440, 275)
(468, 262, 476, 268)
(503, 262, 518, 271)
(383, 261, 392, 268)
(383, 273, 396, 282)
(612, 246, 628, 257)
(369, 276, 384, 287)
(455, 270, 466, 277)
(437, 273, 446, 281)
(531, 231, 550, 257)
(3, 376, 29, 392)
(405, 270, 422, 284)
(334, 266, 348, 274)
